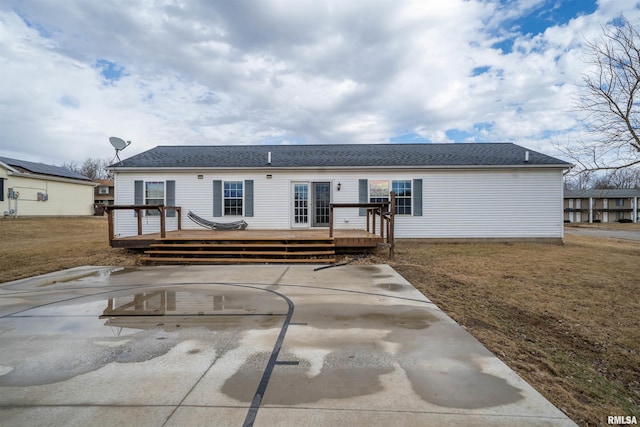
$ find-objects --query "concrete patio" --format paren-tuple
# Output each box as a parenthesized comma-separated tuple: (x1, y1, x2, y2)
(0, 264, 576, 426)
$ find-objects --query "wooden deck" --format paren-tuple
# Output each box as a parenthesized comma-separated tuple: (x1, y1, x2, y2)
(111, 228, 382, 250)
(105, 202, 394, 264)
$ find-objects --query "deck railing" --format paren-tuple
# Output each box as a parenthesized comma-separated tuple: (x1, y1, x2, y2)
(329, 191, 395, 260)
(104, 205, 182, 245)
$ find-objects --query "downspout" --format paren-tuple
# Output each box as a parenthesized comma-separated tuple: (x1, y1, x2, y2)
(634, 197, 638, 223)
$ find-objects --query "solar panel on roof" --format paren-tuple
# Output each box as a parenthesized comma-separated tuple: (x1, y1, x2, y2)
(0, 156, 91, 180)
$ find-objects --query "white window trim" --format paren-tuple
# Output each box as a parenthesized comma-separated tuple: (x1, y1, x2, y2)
(223, 180, 244, 216)
(368, 179, 413, 216)
(145, 181, 165, 215)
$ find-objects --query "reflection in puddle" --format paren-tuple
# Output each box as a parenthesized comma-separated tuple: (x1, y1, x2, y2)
(102, 291, 246, 317)
(0, 286, 287, 387)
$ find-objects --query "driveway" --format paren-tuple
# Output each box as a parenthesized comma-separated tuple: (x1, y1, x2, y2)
(565, 226, 640, 241)
(0, 265, 575, 426)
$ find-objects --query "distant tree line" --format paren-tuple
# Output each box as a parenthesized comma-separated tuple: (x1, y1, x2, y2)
(564, 167, 640, 190)
(63, 158, 113, 180)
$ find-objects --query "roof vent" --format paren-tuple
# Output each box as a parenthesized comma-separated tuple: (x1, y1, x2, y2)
(524, 151, 530, 162)
(268, 151, 272, 165)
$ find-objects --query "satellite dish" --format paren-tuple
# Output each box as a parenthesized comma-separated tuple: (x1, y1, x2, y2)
(109, 136, 131, 162)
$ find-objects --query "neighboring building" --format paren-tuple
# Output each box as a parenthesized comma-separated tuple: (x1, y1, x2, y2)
(564, 189, 640, 223)
(108, 143, 572, 240)
(94, 179, 115, 205)
(0, 156, 95, 217)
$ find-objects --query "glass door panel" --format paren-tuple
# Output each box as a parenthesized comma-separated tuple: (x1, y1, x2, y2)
(312, 182, 330, 227)
(292, 183, 309, 227)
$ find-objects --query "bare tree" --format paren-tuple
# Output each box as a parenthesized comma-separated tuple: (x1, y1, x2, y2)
(561, 17, 640, 173)
(63, 158, 112, 180)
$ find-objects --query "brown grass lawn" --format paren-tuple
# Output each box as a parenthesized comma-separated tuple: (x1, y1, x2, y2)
(1, 216, 638, 425)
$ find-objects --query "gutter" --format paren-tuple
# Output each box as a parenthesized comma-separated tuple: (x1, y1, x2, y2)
(107, 164, 573, 173)
(7, 171, 97, 186)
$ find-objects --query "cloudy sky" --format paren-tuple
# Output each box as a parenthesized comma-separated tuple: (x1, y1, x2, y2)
(1, 0, 640, 166)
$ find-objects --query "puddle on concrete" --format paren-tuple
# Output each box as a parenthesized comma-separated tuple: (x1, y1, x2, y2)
(334, 309, 436, 330)
(294, 304, 440, 331)
(0, 286, 286, 387)
(376, 282, 405, 291)
(37, 267, 126, 287)
(355, 266, 382, 273)
(222, 348, 395, 404)
(403, 362, 524, 409)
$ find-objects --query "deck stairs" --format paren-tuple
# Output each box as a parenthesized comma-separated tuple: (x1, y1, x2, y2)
(138, 235, 337, 264)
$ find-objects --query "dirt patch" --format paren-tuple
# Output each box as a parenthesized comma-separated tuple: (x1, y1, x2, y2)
(1, 217, 638, 424)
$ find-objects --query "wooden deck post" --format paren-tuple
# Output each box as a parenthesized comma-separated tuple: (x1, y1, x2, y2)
(329, 205, 334, 238)
(380, 205, 384, 240)
(389, 191, 396, 261)
(366, 208, 370, 233)
(159, 206, 166, 238)
(177, 207, 182, 230)
(107, 207, 114, 245)
(372, 209, 376, 234)
(137, 208, 143, 236)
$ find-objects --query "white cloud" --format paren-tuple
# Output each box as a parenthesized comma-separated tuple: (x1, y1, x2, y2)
(1, 0, 640, 165)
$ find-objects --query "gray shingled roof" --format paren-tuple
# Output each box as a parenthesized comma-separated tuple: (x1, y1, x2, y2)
(111, 143, 572, 169)
(565, 189, 640, 198)
(111, 143, 571, 169)
(0, 156, 91, 181)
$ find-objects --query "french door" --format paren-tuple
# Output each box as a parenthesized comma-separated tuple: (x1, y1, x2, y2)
(291, 182, 331, 228)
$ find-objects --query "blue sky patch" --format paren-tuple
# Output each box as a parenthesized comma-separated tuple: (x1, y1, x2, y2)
(59, 95, 79, 109)
(94, 59, 126, 83)
(389, 132, 430, 144)
(471, 66, 491, 76)
(507, 0, 598, 37)
(18, 13, 52, 38)
(492, 38, 514, 54)
(445, 129, 473, 142)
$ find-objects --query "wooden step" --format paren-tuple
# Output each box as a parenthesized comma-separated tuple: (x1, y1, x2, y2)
(158, 236, 335, 242)
(138, 256, 337, 264)
(144, 250, 336, 256)
(150, 242, 335, 249)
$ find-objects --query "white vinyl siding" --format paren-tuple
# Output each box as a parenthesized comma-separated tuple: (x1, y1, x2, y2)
(112, 168, 564, 239)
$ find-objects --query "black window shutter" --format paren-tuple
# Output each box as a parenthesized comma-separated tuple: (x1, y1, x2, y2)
(244, 180, 254, 217)
(413, 179, 423, 216)
(359, 179, 368, 216)
(213, 180, 222, 217)
(0, 179, 4, 202)
(134, 180, 143, 217)
(166, 180, 176, 217)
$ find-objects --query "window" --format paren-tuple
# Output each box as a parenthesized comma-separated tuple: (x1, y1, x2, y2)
(293, 183, 308, 224)
(98, 186, 109, 195)
(369, 180, 389, 203)
(392, 180, 412, 215)
(369, 180, 412, 215)
(224, 181, 243, 216)
(145, 181, 164, 215)
(616, 198, 624, 207)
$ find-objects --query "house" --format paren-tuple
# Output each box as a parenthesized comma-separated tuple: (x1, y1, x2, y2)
(564, 189, 640, 223)
(94, 180, 115, 206)
(0, 156, 95, 217)
(108, 143, 571, 241)
(92, 179, 115, 216)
